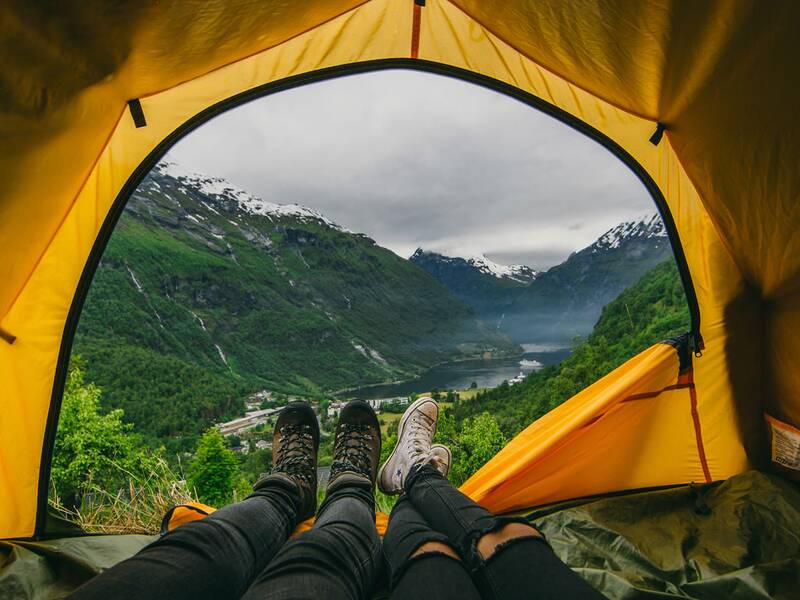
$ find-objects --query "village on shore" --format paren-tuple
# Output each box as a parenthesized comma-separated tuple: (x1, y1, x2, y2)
(214, 371, 527, 454)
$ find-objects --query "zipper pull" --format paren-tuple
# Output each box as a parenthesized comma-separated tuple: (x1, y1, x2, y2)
(690, 332, 704, 358)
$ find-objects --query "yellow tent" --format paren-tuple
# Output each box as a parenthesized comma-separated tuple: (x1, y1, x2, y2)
(1, 0, 798, 545)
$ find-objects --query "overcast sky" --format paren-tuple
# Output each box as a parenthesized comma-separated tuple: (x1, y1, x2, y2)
(171, 70, 654, 269)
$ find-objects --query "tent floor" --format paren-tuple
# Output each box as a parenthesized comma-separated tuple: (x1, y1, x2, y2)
(2, 471, 797, 599)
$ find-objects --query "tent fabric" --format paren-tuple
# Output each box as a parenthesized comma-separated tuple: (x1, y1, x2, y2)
(3, 471, 797, 599)
(0, 0, 797, 539)
(462, 342, 717, 513)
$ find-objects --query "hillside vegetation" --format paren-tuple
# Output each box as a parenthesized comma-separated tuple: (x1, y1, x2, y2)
(54, 260, 690, 530)
(451, 260, 690, 436)
(413, 215, 673, 345)
(73, 163, 517, 443)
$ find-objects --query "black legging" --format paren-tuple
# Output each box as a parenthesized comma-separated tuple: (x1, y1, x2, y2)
(383, 464, 606, 599)
(68, 476, 381, 599)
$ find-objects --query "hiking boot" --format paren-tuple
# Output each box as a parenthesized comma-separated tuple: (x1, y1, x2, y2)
(327, 401, 382, 493)
(378, 396, 441, 495)
(254, 401, 319, 520)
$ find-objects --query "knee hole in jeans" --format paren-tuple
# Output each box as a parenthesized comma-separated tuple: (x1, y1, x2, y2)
(476, 522, 543, 560)
(411, 540, 461, 561)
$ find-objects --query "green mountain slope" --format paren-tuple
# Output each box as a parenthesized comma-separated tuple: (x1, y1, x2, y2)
(501, 215, 673, 343)
(73, 162, 517, 440)
(413, 216, 673, 345)
(451, 260, 690, 436)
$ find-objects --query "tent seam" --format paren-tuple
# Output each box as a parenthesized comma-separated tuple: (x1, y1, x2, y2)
(442, 0, 658, 122)
(687, 370, 713, 483)
(134, 1, 374, 103)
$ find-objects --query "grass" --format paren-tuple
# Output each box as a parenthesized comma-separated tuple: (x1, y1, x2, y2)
(49, 458, 196, 535)
(378, 412, 402, 436)
(456, 388, 486, 401)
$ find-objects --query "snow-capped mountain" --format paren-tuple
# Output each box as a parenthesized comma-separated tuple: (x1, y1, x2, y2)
(592, 214, 666, 252)
(410, 249, 540, 284)
(77, 158, 518, 436)
(410, 249, 539, 328)
(413, 214, 673, 344)
(154, 160, 348, 232)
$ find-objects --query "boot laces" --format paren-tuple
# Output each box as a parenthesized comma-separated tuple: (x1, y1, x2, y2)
(331, 423, 374, 479)
(272, 424, 314, 485)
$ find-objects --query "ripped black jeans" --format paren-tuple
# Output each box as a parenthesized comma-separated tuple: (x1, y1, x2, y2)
(68, 476, 381, 600)
(383, 465, 605, 600)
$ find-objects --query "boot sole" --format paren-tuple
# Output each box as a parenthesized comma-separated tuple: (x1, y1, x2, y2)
(377, 396, 439, 495)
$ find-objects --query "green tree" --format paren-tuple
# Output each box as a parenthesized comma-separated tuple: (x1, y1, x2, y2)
(238, 448, 273, 485)
(52, 362, 164, 507)
(450, 413, 506, 486)
(187, 429, 239, 506)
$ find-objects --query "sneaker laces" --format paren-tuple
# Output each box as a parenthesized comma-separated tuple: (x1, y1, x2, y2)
(406, 413, 435, 463)
(330, 423, 374, 479)
(272, 424, 315, 486)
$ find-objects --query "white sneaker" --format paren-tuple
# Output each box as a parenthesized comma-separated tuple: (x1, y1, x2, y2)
(378, 396, 440, 495)
(430, 444, 452, 479)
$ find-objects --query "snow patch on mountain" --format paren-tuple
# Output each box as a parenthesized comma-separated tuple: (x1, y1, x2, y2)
(411, 248, 540, 283)
(592, 214, 666, 252)
(155, 158, 348, 231)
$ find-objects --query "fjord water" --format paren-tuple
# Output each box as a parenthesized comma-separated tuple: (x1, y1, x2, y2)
(348, 344, 571, 401)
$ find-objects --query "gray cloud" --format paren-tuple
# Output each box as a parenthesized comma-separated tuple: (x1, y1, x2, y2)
(171, 70, 653, 269)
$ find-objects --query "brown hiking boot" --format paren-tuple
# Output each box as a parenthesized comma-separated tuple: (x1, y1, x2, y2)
(327, 401, 381, 493)
(254, 401, 319, 520)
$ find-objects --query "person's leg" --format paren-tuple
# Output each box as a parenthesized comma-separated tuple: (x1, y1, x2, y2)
(69, 401, 321, 600)
(69, 479, 299, 600)
(243, 401, 383, 600)
(242, 478, 381, 600)
(378, 397, 604, 600)
(383, 495, 480, 600)
(405, 465, 606, 600)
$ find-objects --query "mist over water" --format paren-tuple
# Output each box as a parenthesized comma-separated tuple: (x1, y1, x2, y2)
(348, 345, 571, 401)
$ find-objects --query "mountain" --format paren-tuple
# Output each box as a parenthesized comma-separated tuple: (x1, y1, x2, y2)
(73, 160, 517, 440)
(409, 249, 539, 325)
(412, 214, 671, 345)
(451, 259, 691, 436)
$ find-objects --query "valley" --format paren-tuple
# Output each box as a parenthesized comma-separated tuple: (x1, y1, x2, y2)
(73, 161, 518, 442)
(70, 159, 690, 464)
(58, 158, 692, 518)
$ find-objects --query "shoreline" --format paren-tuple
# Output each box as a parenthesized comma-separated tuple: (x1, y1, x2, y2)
(331, 346, 568, 399)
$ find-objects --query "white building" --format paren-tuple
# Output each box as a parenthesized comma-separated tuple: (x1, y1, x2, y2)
(327, 401, 345, 417)
(508, 373, 526, 386)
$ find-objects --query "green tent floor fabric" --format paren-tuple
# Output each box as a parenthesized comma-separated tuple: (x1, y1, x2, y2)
(2, 472, 797, 599)
(532, 471, 800, 599)
(0, 535, 154, 599)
